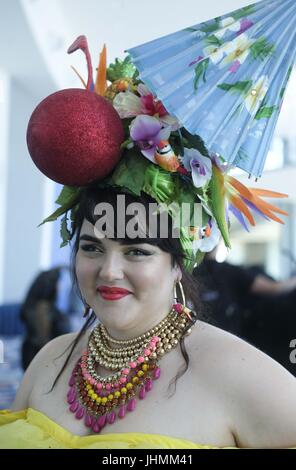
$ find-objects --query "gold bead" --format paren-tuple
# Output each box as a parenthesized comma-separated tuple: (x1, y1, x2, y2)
(137, 370, 144, 377)
(132, 377, 139, 384)
(121, 387, 127, 394)
(108, 394, 114, 401)
(114, 391, 121, 398)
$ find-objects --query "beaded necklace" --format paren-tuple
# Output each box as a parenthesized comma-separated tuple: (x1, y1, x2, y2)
(67, 302, 196, 433)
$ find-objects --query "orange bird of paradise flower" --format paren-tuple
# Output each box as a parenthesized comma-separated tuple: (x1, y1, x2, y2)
(209, 162, 288, 248)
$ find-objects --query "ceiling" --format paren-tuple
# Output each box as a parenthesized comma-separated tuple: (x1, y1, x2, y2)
(1, 0, 295, 136)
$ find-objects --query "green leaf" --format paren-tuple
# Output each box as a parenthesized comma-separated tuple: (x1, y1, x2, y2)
(120, 138, 133, 149)
(250, 37, 275, 61)
(60, 213, 71, 248)
(199, 19, 220, 34)
(181, 128, 209, 156)
(217, 80, 253, 94)
(110, 149, 150, 196)
(204, 35, 223, 47)
(106, 55, 138, 82)
(280, 65, 293, 99)
(194, 58, 209, 91)
(194, 250, 206, 268)
(38, 186, 81, 227)
(55, 185, 80, 206)
(255, 105, 277, 120)
(232, 5, 255, 21)
(208, 165, 231, 248)
(183, 27, 199, 33)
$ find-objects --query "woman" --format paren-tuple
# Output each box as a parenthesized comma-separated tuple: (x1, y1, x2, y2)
(2, 0, 296, 448)
(2, 185, 296, 449)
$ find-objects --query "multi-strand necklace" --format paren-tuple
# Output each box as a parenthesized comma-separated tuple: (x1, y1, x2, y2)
(66, 302, 196, 433)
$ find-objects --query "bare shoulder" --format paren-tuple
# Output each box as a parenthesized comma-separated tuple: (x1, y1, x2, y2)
(188, 320, 296, 448)
(11, 333, 85, 411)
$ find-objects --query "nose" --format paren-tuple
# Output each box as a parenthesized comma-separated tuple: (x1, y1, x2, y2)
(98, 252, 124, 282)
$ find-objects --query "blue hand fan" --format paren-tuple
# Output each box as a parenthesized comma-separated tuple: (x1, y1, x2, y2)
(127, 0, 296, 177)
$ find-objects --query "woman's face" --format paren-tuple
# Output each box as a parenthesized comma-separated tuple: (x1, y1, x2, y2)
(75, 219, 181, 339)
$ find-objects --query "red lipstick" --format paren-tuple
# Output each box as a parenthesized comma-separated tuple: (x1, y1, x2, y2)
(96, 286, 132, 301)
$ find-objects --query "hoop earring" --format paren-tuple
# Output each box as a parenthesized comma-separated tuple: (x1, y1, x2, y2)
(173, 281, 186, 305)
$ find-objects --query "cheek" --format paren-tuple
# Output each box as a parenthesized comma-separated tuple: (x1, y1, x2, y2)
(132, 257, 174, 296)
(75, 253, 97, 290)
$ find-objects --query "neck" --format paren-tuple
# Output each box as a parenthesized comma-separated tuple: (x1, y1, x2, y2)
(100, 306, 174, 346)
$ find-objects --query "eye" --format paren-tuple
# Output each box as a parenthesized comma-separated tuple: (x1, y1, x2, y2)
(80, 244, 103, 253)
(126, 248, 152, 257)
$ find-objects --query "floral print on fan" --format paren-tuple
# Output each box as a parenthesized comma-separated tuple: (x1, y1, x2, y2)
(127, 0, 296, 177)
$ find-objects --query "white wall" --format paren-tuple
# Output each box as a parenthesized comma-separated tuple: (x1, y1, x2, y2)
(2, 78, 45, 303)
(0, 70, 10, 302)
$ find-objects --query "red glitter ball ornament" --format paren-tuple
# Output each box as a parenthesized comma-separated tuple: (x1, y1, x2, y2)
(27, 88, 125, 186)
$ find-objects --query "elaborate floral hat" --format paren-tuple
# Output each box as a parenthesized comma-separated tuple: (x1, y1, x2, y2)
(26, 0, 296, 272)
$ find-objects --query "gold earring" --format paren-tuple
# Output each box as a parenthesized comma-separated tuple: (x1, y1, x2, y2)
(174, 281, 186, 305)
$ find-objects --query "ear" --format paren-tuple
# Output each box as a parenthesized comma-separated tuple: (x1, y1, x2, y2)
(173, 264, 182, 283)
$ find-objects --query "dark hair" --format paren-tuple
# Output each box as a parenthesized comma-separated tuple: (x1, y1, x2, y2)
(52, 184, 206, 395)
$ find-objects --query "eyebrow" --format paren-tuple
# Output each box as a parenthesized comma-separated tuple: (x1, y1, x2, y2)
(79, 234, 152, 247)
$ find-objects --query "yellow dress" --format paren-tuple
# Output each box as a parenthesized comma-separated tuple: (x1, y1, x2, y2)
(0, 408, 234, 449)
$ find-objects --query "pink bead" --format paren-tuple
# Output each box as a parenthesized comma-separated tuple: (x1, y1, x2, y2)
(137, 356, 145, 363)
(114, 383, 120, 389)
(151, 335, 160, 343)
(75, 407, 85, 420)
(119, 377, 127, 384)
(174, 303, 183, 314)
(98, 415, 106, 428)
(127, 398, 136, 412)
(96, 383, 102, 391)
(67, 387, 75, 399)
(67, 391, 76, 404)
(92, 421, 101, 433)
(153, 367, 161, 380)
(69, 401, 79, 413)
(145, 379, 153, 392)
(118, 405, 126, 419)
(84, 414, 93, 428)
(68, 375, 75, 387)
(130, 361, 137, 369)
(122, 368, 130, 375)
(89, 378, 96, 386)
(139, 386, 146, 400)
(105, 383, 111, 391)
(144, 349, 151, 356)
(107, 411, 116, 424)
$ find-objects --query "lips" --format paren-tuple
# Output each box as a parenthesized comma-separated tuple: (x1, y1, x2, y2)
(97, 286, 132, 295)
(96, 286, 132, 301)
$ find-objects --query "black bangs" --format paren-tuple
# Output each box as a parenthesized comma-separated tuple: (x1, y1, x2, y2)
(72, 184, 185, 261)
